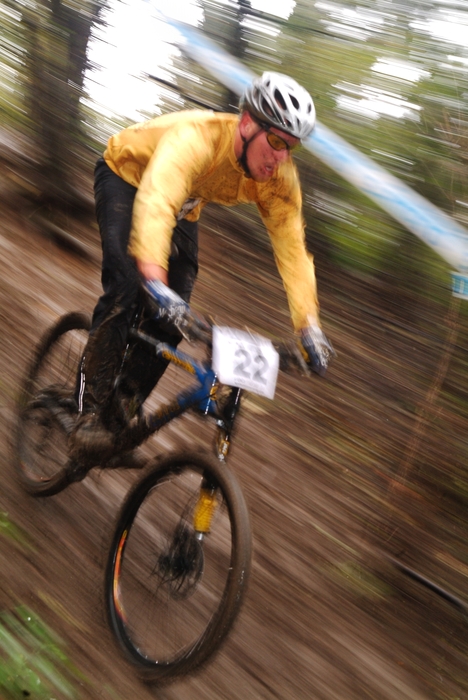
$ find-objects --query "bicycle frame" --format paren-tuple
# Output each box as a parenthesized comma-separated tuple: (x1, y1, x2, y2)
(122, 328, 242, 461)
(122, 329, 243, 538)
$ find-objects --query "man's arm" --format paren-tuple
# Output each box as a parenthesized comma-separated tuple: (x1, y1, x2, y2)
(137, 261, 168, 284)
(128, 122, 214, 272)
(258, 169, 319, 331)
(258, 168, 334, 375)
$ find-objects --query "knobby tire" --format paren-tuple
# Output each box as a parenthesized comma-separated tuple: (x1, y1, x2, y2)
(14, 312, 91, 496)
(105, 450, 252, 683)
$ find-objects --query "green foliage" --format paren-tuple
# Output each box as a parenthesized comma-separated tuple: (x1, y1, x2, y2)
(0, 511, 121, 699)
(0, 1, 28, 127)
(0, 606, 84, 699)
(0, 512, 33, 552)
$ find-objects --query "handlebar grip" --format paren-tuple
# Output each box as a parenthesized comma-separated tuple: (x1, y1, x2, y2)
(144, 279, 212, 344)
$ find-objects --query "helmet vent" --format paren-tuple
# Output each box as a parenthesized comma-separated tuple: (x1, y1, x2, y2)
(290, 95, 300, 110)
(261, 97, 274, 118)
(274, 89, 287, 111)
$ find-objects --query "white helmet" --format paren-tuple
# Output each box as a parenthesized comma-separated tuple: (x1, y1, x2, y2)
(240, 72, 316, 140)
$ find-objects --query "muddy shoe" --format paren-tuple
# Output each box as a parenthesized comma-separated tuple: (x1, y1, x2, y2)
(69, 413, 115, 461)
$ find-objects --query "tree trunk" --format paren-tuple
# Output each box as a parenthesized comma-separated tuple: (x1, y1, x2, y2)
(22, 0, 106, 209)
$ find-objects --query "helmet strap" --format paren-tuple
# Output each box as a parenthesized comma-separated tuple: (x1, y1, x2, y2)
(238, 128, 264, 179)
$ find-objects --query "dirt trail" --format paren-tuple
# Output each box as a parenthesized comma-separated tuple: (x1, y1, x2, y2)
(1, 191, 468, 699)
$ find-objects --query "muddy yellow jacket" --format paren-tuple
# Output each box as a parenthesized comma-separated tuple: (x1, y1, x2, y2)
(104, 110, 319, 330)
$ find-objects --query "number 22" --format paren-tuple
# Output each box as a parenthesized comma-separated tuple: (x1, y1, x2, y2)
(234, 346, 267, 384)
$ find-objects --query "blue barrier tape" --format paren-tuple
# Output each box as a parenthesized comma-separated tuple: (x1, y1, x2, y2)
(309, 123, 468, 273)
(452, 272, 468, 299)
(155, 12, 468, 280)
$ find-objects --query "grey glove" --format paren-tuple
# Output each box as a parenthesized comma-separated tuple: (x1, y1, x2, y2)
(300, 324, 335, 376)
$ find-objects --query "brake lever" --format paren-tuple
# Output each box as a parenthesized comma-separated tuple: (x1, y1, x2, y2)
(275, 340, 311, 376)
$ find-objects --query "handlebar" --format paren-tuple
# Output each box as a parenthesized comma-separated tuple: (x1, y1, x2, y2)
(144, 278, 310, 376)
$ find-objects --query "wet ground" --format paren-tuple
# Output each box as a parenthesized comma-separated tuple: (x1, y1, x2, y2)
(1, 177, 468, 699)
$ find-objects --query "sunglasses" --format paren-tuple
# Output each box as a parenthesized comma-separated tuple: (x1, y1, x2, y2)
(259, 122, 300, 152)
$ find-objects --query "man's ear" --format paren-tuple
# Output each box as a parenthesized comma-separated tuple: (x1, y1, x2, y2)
(239, 111, 256, 139)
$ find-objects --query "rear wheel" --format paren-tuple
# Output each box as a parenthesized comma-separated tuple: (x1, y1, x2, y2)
(15, 312, 91, 496)
(105, 450, 251, 683)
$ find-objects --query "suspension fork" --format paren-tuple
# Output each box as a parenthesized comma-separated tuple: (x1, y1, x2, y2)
(215, 387, 243, 462)
(193, 387, 243, 539)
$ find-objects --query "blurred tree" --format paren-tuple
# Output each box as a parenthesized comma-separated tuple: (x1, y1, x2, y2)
(0, 2, 26, 126)
(202, 0, 250, 111)
(147, 1, 254, 117)
(163, 0, 287, 113)
(12, 0, 107, 210)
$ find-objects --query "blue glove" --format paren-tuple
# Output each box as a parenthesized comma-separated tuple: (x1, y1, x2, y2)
(145, 279, 211, 342)
(300, 324, 335, 376)
(145, 279, 189, 325)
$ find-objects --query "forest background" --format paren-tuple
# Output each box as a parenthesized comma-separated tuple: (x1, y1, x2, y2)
(2, 1, 468, 698)
(2, 0, 468, 290)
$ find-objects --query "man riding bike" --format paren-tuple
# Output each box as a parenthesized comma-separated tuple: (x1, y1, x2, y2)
(71, 71, 334, 458)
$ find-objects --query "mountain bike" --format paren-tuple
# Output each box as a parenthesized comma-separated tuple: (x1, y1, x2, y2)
(14, 302, 307, 683)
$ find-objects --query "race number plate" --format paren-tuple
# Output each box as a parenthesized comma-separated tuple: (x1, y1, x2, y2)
(212, 327, 279, 399)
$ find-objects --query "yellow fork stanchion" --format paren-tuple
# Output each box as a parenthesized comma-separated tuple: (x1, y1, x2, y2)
(193, 488, 218, 534)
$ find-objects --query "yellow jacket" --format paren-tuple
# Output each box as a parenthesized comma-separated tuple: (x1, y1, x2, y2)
(104, 110, 319, 330)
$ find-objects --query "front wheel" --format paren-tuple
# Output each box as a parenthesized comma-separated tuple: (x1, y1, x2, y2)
(105, 450, 252, 683)
(14, 312, 91, 496)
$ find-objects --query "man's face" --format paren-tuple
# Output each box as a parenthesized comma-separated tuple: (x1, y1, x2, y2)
(241, 118, 300, 183)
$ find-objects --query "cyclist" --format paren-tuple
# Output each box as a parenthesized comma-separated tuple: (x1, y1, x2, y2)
(72, 71, 334, 458)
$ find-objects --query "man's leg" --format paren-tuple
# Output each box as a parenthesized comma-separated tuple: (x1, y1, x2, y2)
(73, 158, 140, 454)
(117, 219, 199, 411)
